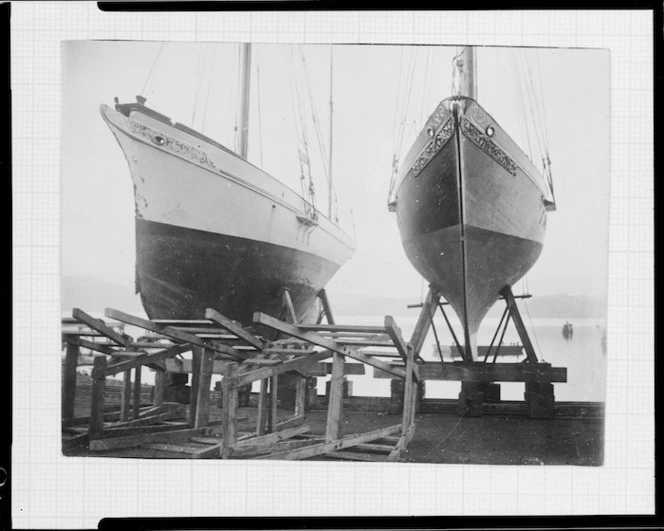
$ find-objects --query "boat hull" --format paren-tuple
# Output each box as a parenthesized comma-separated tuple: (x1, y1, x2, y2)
(100, 103, 355, 323)
(136, 218, 339, 323)
(393, 98, 550, 358)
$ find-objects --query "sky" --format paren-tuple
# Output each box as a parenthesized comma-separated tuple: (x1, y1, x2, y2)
(61, 41, 610, 307)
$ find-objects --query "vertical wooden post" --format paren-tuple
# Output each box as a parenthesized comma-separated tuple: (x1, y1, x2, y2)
(189, 346, 202, 427)
(89, 355, 107, 440)
(121, 369, 131, 421)
(256, 378, 269, 436)
(194, 348, 214, 428)
(222, 362, 239, 458)
(132, 365, 142, 420)
(325, 353, 345, 442)
(294, 376, 306, 417)
(500, 286, 538, 363)
(268, 374, 279, 432)
(62, 342, 79, 422)
(153, 369, 165, 408)
(401, 345, 415, 436)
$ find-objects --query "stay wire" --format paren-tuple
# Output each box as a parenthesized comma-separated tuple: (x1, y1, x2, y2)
(140, 42, 165, 99)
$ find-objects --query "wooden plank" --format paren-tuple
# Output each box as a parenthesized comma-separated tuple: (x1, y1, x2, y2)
(325, 353, 345, 442)
(256, 424, 403, 461)
(132, 365, 142, 420)
(65, 337, 116, 355)
(72, 308, 133, 346)
(104, 308, 248, 360)
(236, 425, 310, 448)
(297, 324, 386, 334)
(194, 348, 214, 428)
(256, 378, 269, 436)
(154, 369, 165, 408)
(372, 362, 567, 382)
(294, 377, 306, 417)
(275, 414, 305, 431)
(152, 319, 215, 325)
(88, 427, 212, 451)
(231, 438, 314, 458)
(268, 374, 278, 433)
(401, 345, 415, 436)
(253, 312, 406, 379)
(121, 370, 131, 422)
(205, 308, 267, 350)
(230, 350, 332, 388)
(325, 451, 387, 462)
(189, 347, 202, 427)
(355, 443, 395, 452)
(88, 355, 107, 440)
(409, 287, 440, 358)
(384, 316, 420, 382)
(100, 423, 189, 438)
(62, 342, 79, 421)
(107, 412, 172, 428)
(334, 339, 395, 347)
(221, 363, 239, 458)
(105, 342, 192, 376)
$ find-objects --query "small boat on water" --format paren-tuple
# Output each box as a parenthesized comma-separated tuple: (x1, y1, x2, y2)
(100, 44, 356, 324)
(389, 47, 556, 360)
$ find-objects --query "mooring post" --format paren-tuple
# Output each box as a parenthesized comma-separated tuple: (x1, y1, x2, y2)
(89, 355, 107, 440)
(62, 342, 79, 422)
(132, 364, 142, 420)
(121, 369, 131, 421)
(222, 362, 239, 458)
(256, 378, 269, 436)
(325, 352, 345, 442)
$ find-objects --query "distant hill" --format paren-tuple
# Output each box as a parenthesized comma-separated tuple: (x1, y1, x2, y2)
(61, 275, 143, 314)
(329, 291, 607, 319)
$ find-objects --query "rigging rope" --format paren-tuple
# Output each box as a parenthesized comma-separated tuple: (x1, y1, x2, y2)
(191, 44, 210, 128)
(233, 44, 243, 154)
(200, 46, 216, 134)
(256, 60, 264, 168)
(300, 49, 330, 186)
(140, 42, 166, 100)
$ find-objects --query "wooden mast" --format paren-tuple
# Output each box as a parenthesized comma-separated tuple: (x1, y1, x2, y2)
(237, 43, 252, 159)
(458, 46, 477, 100)
(327, 46, 334, 219)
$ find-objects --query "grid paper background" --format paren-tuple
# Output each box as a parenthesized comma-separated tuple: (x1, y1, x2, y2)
(11, 4, 654, 527)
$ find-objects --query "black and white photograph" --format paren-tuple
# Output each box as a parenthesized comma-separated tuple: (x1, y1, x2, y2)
(60, 40, 610, 465)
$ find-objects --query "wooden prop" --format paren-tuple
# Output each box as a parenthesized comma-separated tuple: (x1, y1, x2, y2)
(105, 308, 248, 360)
(253, 312, 406, 379)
